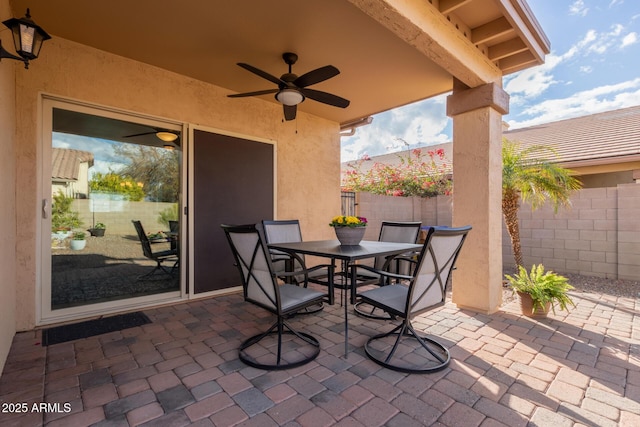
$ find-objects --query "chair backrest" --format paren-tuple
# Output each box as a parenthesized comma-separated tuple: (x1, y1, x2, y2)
(169, 220, 179, 233)
(132, 220, 154, 259)
(262, 219, 304, 271)
(374, 221, 422, 270)
(222, 224, 280, 313)
(407, 226, 471, 316)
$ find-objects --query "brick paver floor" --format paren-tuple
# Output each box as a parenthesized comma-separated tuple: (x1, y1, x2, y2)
(1, 287, 638, 426)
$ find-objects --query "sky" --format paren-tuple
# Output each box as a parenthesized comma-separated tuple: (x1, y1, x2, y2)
(340, 0, 640, 162)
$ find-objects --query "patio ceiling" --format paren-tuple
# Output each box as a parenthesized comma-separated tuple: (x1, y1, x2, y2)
(10, 0, 549, 125)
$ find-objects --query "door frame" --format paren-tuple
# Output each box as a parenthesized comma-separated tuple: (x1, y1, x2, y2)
(38, 95, 187, 325)
(186, 124, 277, 299)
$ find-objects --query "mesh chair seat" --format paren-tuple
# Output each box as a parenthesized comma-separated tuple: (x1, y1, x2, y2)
(353, 221, 421, 319)
(222, 223, 325, 370)
(131, 220, 179, 279)
(357, 225, 471, 374)
(262, 219, 330, 313)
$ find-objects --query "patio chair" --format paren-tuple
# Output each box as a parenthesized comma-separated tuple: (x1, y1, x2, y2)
(356, 225, 471, 373)
(131, 220, 179, 279)
(353, 221, 422, 319)
(222, 223, 325, 370)
(168, 220, 179, 251)
(262, 219, 332, 312)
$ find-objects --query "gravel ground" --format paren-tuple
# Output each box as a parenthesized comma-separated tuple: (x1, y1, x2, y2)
(501, 271, 639, 306)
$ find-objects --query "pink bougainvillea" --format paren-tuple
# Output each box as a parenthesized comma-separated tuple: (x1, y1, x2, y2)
(342, 148, 452, 198)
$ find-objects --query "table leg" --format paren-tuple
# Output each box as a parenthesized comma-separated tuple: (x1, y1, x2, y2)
(344, 259, 349, 357)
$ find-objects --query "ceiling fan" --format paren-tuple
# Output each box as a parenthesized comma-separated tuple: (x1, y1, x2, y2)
(123, 127, 180, 144)
(228, 52, 350, 121)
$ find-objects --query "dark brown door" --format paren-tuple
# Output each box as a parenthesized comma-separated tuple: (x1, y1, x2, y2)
(192, 129, 274, 293)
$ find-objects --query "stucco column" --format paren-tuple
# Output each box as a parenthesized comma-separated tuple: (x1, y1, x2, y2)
(446, 80, 508, 313)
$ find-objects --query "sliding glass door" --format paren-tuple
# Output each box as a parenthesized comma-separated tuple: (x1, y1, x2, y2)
(41, 98, 184, 322)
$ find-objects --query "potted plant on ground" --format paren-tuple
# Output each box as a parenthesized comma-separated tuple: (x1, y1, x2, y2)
(70, 231, 87, 250)
(88, 222, 106, 237)
(505, 264, 575, 317)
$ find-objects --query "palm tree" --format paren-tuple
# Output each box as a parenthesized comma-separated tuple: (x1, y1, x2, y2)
(502, 138, 582, 268)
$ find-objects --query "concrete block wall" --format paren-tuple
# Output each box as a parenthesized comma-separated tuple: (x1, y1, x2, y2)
(502, 184, 638, 280)
(71, 200, 176, 235)
(355, 184, 639, 280)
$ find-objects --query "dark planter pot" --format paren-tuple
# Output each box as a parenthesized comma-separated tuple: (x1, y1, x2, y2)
(89, 228, 106, 237)
(334, 226, 366, 245)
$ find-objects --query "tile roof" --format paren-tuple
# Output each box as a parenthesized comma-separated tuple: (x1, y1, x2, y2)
(342, 105, 640, 173)
(504, 105, 640, 165)
(52, 148, 94, 182)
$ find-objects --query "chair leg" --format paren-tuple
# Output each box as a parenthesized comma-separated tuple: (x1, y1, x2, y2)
(353, 301, 394, 320)
(364, 319, 450, 374)
(239, 317, 320, 370)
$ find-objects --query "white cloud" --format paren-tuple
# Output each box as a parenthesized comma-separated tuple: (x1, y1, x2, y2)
(569, 0, 589, 16)
(580, 65, 593, 73)
(341, 95, 450, 161)
(621, 32, 638, 47)
(507, 77, 640, 128)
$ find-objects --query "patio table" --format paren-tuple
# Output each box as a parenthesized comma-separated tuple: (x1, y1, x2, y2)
(268, 239, 422, 357)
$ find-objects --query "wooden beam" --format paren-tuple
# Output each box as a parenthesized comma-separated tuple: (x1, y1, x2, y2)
(471, 16, 514, 44)
(498, 50, 536, 73)
(439, 0, 472, 15)
(488, 37, 527, 61)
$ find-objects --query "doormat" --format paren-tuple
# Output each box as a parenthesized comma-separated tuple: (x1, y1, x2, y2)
(42, 312, 151, 346)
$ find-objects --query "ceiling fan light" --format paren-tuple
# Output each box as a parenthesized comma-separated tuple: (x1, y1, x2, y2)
(276, 89, 304, 106)
(156, 131, 178, 142)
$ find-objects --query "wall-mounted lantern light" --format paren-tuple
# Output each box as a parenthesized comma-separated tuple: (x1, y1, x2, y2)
(1, 8, 51, 69)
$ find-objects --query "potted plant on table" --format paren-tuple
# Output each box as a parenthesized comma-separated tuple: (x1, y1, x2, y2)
(70, 231, 87, 250)
(88, 222, 106, 237)
(329, 215, 367, 245)
(505, 264, 575, 317)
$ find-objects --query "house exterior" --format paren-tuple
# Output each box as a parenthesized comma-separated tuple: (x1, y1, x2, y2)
(0, 0, 549, 371)
(343, 105, 640, 189)
(51, 148, 94, 199)
(341, 106, 640, 280)
(504, 105, 640, 188)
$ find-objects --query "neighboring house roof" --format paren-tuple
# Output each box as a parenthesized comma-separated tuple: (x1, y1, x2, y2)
(52, 148, 94, 182)
(343, 105, 640, 175)
(504, 105, 640, 167)
(343, 144, 453, 177)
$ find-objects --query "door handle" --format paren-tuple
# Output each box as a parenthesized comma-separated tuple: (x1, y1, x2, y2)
(42, 199, 48, 219)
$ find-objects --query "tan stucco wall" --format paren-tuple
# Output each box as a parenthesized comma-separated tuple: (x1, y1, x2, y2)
(14, 36, 341, 330)
(0, 0, 18, 371)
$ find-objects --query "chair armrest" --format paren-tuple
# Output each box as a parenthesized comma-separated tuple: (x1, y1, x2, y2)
(353, 263, 413, 282)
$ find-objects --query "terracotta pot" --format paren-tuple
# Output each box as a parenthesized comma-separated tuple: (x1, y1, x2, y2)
(334, 226, 366, 245)
(517, 291, 550, 317)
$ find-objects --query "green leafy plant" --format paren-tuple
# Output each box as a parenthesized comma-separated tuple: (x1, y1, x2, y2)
(89, 172, 145, 201)
(72, 231, 86, 240)
(51, 191, 83, 231)
(158, 204, 179, 229)
(505, 264, 575, 314)
(93, 222, 106, 229)
(342, 147, 452, 198)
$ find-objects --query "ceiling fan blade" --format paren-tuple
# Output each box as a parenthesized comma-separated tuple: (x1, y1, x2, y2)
(294, 65, 340, 88)
(237, 63, 285, 86)
(227, 89, 279, 98)
(300, 88, 350, 108)
(123, 131, 157, 138)
(283, 105, 297, 121)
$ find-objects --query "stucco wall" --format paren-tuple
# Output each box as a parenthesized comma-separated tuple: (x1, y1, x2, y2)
(0, 0, 18, 375)
(14, 37, 341, 330)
